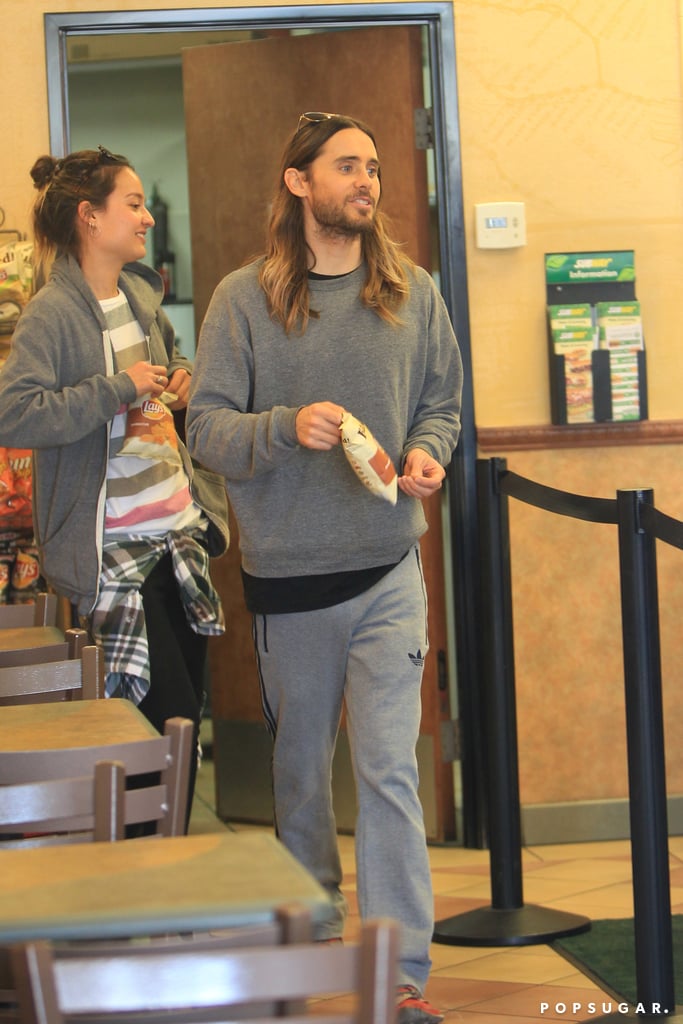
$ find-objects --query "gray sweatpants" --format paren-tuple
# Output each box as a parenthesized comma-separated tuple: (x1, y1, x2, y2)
(253, 545, 434, 988)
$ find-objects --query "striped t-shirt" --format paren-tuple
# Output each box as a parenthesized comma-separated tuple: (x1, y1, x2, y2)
(100, 292, 203, 538)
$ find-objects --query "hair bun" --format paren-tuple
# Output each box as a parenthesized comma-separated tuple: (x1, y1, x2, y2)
(30, 155, 61, 191)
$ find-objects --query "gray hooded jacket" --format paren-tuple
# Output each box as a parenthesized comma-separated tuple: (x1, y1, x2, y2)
(0, 254, 229, 614)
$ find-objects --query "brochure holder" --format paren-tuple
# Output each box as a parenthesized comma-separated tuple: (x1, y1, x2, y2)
(545, 251, 648, 425)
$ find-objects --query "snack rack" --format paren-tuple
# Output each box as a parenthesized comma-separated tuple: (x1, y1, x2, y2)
(0, 213, 43, 604)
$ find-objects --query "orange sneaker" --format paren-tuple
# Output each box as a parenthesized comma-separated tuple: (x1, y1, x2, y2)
(396, 985, 443, 1024)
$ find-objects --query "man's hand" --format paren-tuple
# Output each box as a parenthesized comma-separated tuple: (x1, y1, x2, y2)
(295, 401, 345, 450)
(398, 448, 445, 498)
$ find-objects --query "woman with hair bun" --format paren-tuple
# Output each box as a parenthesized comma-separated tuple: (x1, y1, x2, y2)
(0, 148, 229, 823)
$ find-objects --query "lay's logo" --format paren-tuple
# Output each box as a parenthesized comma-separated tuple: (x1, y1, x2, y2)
(140, 399, 166, 421)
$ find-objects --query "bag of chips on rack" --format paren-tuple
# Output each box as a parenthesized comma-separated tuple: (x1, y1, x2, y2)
(10, 537, 42, 604)
(0, 534, 15, 604)
(0, 240, 33, 335)
(0, 448, 33, 528)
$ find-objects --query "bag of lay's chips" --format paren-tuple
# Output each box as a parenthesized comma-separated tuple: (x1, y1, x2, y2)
(7, 448, 33, 527)
(0, 449, 14, 517)
(340, 411, 397, 506)
(0, 448, 33, 528)
(118, 394, 180, 463)
(0, 531, 17, 604)
(10, 537, 42, 604)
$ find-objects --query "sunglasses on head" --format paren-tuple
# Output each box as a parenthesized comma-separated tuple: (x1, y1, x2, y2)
(96, 145, 119, 164)
(296, 111, 341, 133)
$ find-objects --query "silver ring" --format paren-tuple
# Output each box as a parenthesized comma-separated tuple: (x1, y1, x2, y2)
(156, 375, 163, 385)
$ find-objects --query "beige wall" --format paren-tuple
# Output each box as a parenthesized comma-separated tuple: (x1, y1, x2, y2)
(504, 444, 683, 805)
(5, 0, 682, 426)
(5, 0, 683, 826)
(458, 0, 683, 426)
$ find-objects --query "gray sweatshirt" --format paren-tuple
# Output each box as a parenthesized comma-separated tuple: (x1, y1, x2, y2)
(0, 254, 229, 613)
(187, 261, 462, 578)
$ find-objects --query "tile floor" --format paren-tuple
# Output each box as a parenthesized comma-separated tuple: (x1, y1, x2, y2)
(190, 739, 683, 1023)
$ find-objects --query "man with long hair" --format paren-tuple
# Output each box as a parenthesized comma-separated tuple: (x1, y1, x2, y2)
(187, 112, 463, 1024)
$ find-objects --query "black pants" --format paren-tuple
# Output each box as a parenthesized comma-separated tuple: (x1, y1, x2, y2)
(136, 552, 208, 830)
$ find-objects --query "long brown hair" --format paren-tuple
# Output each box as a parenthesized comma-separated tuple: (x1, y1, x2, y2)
(258, 114, 413, 335)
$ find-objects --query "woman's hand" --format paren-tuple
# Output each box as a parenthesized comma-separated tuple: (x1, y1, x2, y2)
(165, 368, 192, 410)
(124, 362, 169, 399)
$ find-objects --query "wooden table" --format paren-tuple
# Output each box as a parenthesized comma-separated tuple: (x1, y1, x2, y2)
(0, 830, 332, 941)
(0, 698, 162, 781)
(0, 625, 66, 666)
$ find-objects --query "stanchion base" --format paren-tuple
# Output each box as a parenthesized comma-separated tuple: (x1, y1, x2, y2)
(433, 903, 591, 946)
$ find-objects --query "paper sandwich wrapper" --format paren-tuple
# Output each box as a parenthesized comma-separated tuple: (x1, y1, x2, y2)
(339, 411, 398, 505)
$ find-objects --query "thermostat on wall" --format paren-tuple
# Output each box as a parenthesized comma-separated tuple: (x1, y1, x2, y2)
(474, 202, 526, 249)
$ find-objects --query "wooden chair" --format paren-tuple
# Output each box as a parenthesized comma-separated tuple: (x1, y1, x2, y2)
(0, 622, 87, 670)
(11, 917, 399, 1024)
(0, 721, 193, 1015)
(0, 593, 58, 629)
(0, 716, 194, 839)
(0, 636, 104, 705)
(0, 760, 124, 1016)
(0, 760, 124, 849)
(1, 904, 312, 1023)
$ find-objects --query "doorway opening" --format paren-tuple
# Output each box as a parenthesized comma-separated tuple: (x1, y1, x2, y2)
(44, 3, 484, 847)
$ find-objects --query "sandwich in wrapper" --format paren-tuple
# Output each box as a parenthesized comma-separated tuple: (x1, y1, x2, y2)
(340, 411, 397, 506)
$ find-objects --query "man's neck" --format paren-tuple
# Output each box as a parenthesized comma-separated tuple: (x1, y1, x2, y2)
(306, 232, 362, 276)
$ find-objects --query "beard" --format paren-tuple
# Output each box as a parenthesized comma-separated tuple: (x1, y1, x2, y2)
(310, 195, 376, 238)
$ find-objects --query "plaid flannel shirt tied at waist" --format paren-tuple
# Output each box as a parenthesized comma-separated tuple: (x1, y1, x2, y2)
(89, 531, 225, 704)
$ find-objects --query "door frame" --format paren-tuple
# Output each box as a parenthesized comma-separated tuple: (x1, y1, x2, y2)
(44, 3, 486, 848)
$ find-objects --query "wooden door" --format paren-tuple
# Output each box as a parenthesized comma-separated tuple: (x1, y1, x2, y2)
(183, 26, 456, 841)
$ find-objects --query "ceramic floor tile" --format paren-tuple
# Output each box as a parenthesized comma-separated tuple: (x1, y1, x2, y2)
(432, 878, 499, 900)
(432, 862, 491, 875)
(431, 868, 493, 893)
(431, 940, 560, 964)
(513, 875, 625, 904)
(524, 858, 632, 883)
(433, 895, 491, 919)
(438, 878, 507, 900)
(548, 967, 614, 991)
(428, 846, 537, 869)
(433, 947, 579, 985)
(426, 974, 530, 1010)
(427, 845, 489, 867)
(430, 942, 509, 969)
(546, 884, 634, 916)
(467, 982, 610, 1020)
(527, 840, 632, 860)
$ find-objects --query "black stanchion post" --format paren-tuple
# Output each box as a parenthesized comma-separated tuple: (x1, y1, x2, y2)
(479, 455, 522, 910)
(433, 457, 590, 946)
(616, 489, 675, 1016)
